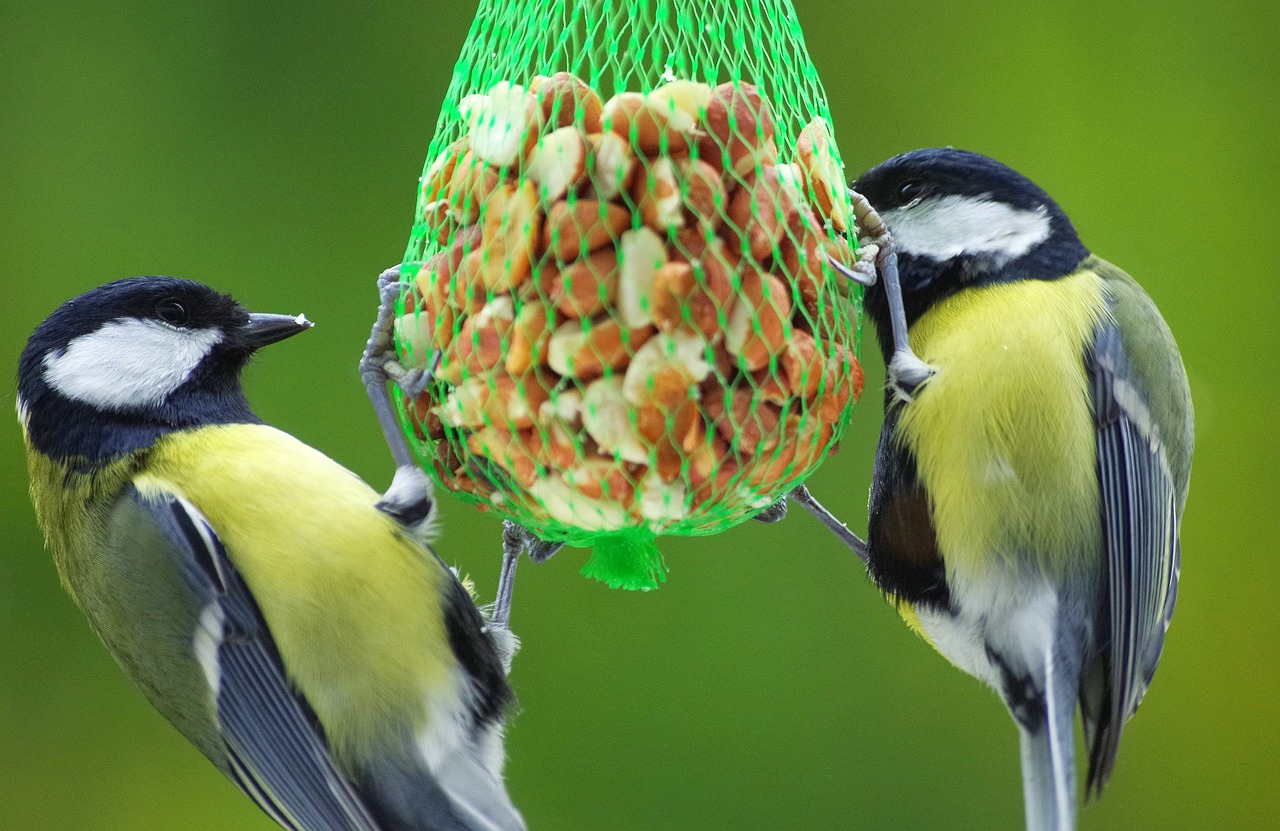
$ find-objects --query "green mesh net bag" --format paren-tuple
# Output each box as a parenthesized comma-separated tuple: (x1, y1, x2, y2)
(393, 0, 865, 590)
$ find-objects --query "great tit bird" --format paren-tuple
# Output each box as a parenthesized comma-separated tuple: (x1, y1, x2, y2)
(18, 277, 526, 831)
(851, 149, 1193, 831)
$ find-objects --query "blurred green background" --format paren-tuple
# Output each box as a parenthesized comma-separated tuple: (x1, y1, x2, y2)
(2, 1, 1275, 829)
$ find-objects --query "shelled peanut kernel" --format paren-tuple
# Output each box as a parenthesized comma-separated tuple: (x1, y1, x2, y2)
(399, 73, 862, 533)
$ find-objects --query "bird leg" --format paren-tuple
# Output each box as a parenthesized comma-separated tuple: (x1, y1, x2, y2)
(360, 266, 564, 631)
(847, 188, 934, 403)
(786, 485, 870, 565)
(492, 521, 564, 630)
(760, 193, 894, 564)
(360, 265, 438, 538)
(360, 266, 432, 463)
(492, 524, 521, 632)
(879, 244, 934, 404)
(751, 486, 868, 564)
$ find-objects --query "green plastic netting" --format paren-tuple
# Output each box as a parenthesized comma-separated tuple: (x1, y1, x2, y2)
(392, 0, 864, 590)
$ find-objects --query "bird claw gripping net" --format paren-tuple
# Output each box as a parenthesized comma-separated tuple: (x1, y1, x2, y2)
(389, 0, 864, 589)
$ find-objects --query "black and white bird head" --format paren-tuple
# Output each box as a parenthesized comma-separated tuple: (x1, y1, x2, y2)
(18, 277, 311, 464)
(854, 148, 1092, 350)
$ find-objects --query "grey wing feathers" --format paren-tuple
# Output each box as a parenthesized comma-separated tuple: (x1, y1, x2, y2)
(1084, 320, 1182, 795)
(132, 487, 384, 831)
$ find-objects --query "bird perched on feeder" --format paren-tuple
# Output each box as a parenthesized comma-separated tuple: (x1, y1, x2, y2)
(850, 148, 1192, 831)
(19, 276, 526, 831)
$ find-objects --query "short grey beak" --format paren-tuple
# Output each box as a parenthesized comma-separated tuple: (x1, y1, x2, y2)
(239, 312, 314, 349)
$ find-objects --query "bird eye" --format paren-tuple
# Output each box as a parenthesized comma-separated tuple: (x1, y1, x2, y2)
(899, 180, 925, 201)
(155, 300, 189, 326)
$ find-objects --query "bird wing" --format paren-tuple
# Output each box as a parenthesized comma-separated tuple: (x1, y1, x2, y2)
(129, 484, 384, 831)
(1083, 262, 1190, 795)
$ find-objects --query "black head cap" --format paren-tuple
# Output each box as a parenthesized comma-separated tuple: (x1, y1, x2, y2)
(853, 149, 1091, 355)
(854, 148, 1070, 218)
(18, 277, 310, 464)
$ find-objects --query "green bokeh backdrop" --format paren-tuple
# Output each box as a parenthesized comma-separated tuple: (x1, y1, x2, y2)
(2, 2, 1275, 829)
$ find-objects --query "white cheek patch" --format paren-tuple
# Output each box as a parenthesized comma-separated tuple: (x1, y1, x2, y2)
(15, 395, 30, 432)
(43, 318, 223, 410)
(885, 194, 1051, 265)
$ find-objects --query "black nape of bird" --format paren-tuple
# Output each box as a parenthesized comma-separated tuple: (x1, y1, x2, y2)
(851, 149, 1192, 831)
(19, 276, 526, 831)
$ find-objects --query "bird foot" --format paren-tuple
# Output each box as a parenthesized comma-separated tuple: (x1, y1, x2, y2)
(827, 245, 879, 287)
(849, 187, 891, 250)
(491, 521, 564, 631)
(360, 264, 431, 473)
(848, 189, 936, 395)
(752, 497, 789, 524)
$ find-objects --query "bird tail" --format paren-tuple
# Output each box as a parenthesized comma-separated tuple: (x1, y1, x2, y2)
(1018, 646, 1081, 831)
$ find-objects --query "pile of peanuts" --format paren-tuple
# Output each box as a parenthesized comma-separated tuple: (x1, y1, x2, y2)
(397, 72, 863, 535)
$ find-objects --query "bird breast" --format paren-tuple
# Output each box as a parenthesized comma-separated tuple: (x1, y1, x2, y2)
(894, 270, 1108, 581)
